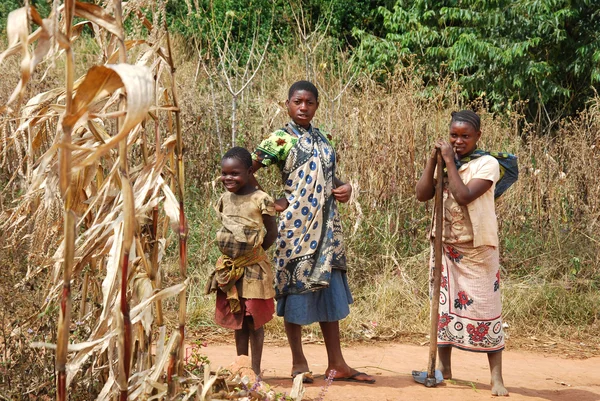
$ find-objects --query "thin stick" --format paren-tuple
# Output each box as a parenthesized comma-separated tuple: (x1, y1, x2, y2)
(427, 150, 444, 380)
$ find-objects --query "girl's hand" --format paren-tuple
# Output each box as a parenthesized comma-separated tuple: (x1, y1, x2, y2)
(435, 140, 456, 163)
(332, 182, 352, 203)
(274, 198, 289, 212)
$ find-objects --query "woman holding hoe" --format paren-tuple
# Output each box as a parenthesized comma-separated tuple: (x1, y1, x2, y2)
(416, 110, 517, 396)
(251, 81, 375, 384)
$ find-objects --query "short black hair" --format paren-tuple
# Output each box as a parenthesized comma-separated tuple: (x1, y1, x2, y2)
(222, 146, 252, 169)
(288, 80, 319, 101)
(450, 110, 481, 131)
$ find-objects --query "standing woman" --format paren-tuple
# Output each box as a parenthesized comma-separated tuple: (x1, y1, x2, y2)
(416, 110, 517, 396)
(251, 81, 375, 384)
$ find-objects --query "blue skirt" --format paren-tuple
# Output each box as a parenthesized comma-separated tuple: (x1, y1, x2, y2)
(276, 269, 353, 325)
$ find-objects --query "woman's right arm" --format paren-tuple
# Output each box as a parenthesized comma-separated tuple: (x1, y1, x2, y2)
(251, 160, 288, 212)
(415, 148, 437, 202)
(250, 160, 265, 190)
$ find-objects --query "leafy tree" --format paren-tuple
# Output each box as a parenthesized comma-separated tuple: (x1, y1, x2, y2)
(354, 0, 600, 128)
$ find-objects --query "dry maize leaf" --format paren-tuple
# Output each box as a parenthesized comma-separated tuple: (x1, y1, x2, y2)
(30, 335, 109, 352)
(27, 7, 53, 74)
(73, 64, 154, 168)
(106, 40, 146, 64)
(200, 373, 219, 401)
(1, 7, 31, 110)
(144, 331, 180, 396)
(161, 176, 181, 233)
(101, 222, 123, 321)
(0, 29, 41, 65)
(63, 65, 124, 129)
(87, 119, 111, 143)
(5, 7, 28, 48)
(96, 372, 116, 401)
(130, 281, 187, 325)
(66, 312, 114, 386)
(132, 273, 153, 336)
(181, 384, 200, 401)
(74, 2, 122, 39)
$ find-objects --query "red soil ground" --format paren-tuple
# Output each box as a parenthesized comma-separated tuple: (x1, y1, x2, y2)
(198, 341, 600, 401)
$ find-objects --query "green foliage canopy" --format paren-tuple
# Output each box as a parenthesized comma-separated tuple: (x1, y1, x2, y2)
(354, 0, 600, 125)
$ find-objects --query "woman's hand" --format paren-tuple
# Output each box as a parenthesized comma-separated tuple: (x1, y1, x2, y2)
(332, 182, 352, 203)
(274, 198, 289, 212)
(435, 139, 456, 164)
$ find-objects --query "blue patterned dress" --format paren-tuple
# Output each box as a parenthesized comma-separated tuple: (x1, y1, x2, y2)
(253, 121, 353, 324)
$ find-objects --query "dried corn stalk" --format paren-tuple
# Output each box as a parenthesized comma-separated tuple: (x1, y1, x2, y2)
(0, 1, 191, 399)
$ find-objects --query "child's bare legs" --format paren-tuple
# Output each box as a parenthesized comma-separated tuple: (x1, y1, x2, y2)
(235, 317, 264, 375)
(488, 351, 508, 396)
(284, 321, 310, 374)
(234, 319, 250, 356)
(321, 321, 374, 382)
(437, 346, 452, 379)
(248, 318, 264, 375)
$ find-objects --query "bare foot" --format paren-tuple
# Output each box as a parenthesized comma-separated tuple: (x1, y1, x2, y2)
(290, 363, 311, 377)
(488, 351, 507, 396)
(491, 377, 509, 396)
(437, 363, 452, 380)
(437, 347, 452, 379)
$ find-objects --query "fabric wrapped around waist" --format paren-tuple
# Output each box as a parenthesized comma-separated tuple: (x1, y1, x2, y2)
(205, 246, 268, 313)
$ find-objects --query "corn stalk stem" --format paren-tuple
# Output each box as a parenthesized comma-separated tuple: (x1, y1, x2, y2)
(150, 69, 163, 327)
(113, 1, 133, 398)
(165, 23, 188, 375)
(56, 0, 75, 398)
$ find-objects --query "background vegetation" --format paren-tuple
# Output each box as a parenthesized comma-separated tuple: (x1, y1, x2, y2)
(1, 0, 599, 399)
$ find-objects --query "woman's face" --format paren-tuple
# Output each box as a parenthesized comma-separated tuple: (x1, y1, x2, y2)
(221, 157, 251, 193)
(449, 121, 481, 157)
(286, 90, 319, 128)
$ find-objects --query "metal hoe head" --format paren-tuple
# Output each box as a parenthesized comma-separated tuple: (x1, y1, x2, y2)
(412, 370, 444, 387)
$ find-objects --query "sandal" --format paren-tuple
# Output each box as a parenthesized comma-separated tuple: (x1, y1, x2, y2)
(291, 371, 314, 384)
(332, 371, 376, 384)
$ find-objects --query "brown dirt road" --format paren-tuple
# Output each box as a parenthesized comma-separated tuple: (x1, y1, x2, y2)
(199, 341, 600, 401)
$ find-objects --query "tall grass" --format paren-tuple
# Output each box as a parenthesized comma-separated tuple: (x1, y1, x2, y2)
(174, 40, 600, 343)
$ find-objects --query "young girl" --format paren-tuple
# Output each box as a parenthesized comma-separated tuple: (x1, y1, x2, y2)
(416, 110, 517, 396)
(205, 146, 278, 375)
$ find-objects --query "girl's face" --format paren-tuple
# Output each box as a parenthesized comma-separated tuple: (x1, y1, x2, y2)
(221, 157, 251, 193)
(449, 121, 481, 158)
(286, 90, 319, 128)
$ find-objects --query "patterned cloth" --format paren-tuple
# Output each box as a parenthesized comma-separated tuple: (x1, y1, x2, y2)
(431, 158, 505, 352)
(253, 121, 347, 298)
(452, 149, 518, 199)
(432, 242, 504, 352)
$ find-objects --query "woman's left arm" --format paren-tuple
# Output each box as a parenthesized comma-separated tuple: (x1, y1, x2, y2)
(332, 177, 352, 203)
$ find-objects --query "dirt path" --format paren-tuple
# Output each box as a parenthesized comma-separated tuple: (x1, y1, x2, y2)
(199, 341, 600, 401)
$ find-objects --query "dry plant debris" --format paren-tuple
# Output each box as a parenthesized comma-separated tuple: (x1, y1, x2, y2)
(0, 1, 194, 399)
